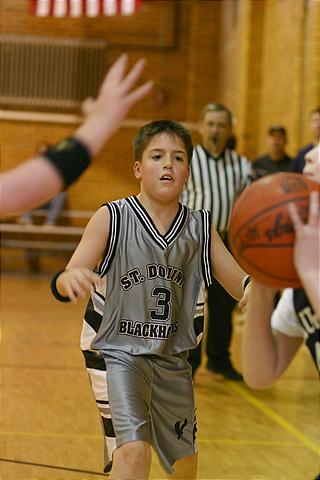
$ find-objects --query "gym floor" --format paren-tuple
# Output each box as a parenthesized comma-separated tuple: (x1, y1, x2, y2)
(1, 275, 318, 479)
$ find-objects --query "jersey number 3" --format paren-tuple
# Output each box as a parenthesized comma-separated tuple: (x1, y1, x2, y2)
(149, 286, 172, 322)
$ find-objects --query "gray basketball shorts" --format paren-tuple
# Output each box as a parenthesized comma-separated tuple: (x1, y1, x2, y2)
(101, 349, 197, 474)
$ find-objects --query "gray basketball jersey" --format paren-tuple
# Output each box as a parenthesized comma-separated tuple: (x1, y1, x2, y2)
(91, 196, 212, 356)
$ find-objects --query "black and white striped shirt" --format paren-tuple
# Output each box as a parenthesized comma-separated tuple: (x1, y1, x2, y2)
(180, 145, 253, 233)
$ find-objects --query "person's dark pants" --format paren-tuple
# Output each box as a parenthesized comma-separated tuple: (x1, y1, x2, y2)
(188, 233, 237, 375)
(188, 340, 202, 374)
(206, 278, 237, 371)
(188, 280, 236, 375)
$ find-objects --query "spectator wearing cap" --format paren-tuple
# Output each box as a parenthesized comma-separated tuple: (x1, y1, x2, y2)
(252, 125, 293, 179)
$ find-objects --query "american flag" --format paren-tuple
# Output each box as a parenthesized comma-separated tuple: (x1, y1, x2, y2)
(30, 0, 142, 17)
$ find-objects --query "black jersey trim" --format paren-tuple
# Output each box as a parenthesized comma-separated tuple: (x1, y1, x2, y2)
(127, 196, 167, 249)
(165, 204, 188, 243)
(99, 202, 120, 277)
(82, 349, 106, 370)
(84, 298, 103, 333)
(195, 147, 206, 210)
(126, 196, 188, 250)
(92, 290, 105, 302)
(200, 210, 212, 287)
(102, 416, 116, 438)
(194, 315, 204, 337)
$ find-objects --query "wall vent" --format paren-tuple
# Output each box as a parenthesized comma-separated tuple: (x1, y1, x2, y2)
(0, 34, 109, 111)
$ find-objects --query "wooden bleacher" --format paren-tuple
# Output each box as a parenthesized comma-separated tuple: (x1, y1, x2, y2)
(0, 209, 94, 274)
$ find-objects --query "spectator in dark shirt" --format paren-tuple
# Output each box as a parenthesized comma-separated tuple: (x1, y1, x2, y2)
(253, 125, 293, 179)
(292, 107, 320, 173)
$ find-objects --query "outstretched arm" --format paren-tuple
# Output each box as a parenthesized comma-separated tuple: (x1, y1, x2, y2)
(1, 54, 153, 217)
(242, 281, 303, 389)
(288, 191, 320, 317)
(54, 207, 110, 303)
(210, 227, 249, 302)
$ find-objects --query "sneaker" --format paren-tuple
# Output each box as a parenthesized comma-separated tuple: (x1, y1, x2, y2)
(206, 363, 243, 381)
(103, 461, 112, 475)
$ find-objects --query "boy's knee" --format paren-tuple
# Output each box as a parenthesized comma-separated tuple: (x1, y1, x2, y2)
(115, 440, 150, 469)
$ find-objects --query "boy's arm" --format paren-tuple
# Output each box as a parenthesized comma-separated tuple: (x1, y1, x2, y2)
(55, 206, 110, 303)
(210, 226, 248, 300)
(242, 281, 303, 389)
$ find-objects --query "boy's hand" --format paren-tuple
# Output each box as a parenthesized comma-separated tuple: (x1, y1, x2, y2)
(58, 267, 103, 303)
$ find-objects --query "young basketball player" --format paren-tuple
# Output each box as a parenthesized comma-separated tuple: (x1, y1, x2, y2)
(242, 145, 320, 389)
(79, 262, 206, 474)
(1, 54, 153, 217)
(51, 120, 250, 479)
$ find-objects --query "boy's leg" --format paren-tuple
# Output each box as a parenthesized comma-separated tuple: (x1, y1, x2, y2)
(81, 291, 116, 472)
(103, 352, 155, 478)
(168, 453, 198, 480)
(82, 350, 116, 472)
(151, 353, 197, 476)
(110, 440, 151, 480)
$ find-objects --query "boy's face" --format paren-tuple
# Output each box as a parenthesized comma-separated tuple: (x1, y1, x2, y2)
(303, 145, 320, 184)
(134, 132, 189, 201)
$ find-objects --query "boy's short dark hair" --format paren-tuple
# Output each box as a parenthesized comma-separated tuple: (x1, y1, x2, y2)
(133, 120, 194, 164)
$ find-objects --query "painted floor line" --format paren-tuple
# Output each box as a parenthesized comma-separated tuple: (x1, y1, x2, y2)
(0, 457, 105, 476)
(225, 381, 319, 456)
(198, 439, 302, 446)
(0, 431, 101, 439)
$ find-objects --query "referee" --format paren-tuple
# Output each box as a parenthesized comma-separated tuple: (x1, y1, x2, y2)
(181, 103, 253, 380)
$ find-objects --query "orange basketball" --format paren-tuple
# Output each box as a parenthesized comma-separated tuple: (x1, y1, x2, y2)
(229, 172, 319, 288)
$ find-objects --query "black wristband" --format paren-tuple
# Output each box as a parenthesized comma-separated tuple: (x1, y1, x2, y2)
(44, 137, 91, 188)
(51, 269, 71, 302)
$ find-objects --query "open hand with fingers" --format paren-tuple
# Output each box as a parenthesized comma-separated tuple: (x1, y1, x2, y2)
(57, 267, 103, 304)
(76, 53, 153, 156)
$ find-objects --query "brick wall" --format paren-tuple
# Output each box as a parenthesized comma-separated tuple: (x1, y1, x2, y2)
(1, 0, 319, 213)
